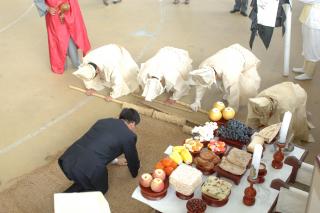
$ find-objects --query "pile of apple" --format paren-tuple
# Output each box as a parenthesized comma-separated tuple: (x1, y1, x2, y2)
(208, 101, 235, 122)
(139, 169, 166, 193)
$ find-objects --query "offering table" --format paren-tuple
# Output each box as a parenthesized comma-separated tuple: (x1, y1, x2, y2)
(132, 145, 307, 213)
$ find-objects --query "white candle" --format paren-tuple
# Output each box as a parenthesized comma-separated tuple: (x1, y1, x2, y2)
(251, 144, 263, 179)
(279, 111, 292, 144)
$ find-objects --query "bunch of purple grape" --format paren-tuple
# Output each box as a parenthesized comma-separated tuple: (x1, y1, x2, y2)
(217, 120, 254, 144)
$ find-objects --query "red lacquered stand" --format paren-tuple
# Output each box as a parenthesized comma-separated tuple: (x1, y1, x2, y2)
(272, 143, 286, 169)
(243, 176, 258, 206)
(257, 163, 267, 184)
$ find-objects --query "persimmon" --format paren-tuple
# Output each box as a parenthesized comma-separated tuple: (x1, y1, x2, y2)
(170, 161, 178, 169)
(161, 157, 173, 167)
(155, 162, 164, 170)
(164, 166, 174, 176)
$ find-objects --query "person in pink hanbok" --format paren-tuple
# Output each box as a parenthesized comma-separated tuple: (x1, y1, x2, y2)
(34, 0, 91, 74)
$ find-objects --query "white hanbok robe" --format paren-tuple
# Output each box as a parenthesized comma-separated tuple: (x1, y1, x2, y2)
(299, 0, 320, 62)
(79, 44, 139, 99)
(190, 44, 261, 111)
(138, 47, 193, 101)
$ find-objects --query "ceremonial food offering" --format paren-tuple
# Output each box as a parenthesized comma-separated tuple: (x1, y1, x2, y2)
(169, 164, 202, 196)
(186, 198, 207, 213)
(222, 107, 235, 120)
(202, 176, 232, 200)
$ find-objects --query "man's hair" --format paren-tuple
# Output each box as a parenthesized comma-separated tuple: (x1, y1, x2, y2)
(119, 108, 140, 125)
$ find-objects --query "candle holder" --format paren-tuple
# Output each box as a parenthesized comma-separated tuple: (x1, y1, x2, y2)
(243, 176, 259, 206)
(272, 142, 286, 169)
(257, 163, 267, 184)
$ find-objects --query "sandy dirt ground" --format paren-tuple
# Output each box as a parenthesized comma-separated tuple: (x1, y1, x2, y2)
(0, 0, 319, 212)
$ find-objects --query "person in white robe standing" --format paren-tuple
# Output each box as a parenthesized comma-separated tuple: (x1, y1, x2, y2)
(293, 0, 320, 80)
(138, 47, 193, 103)
(189, 43, 261, 112)
(73, 44, 139, 100)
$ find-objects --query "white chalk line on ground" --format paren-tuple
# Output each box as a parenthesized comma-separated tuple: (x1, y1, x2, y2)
(0, 97, 92, 155)
(0, 1, 168, 155)
(0, 3, 34, 33)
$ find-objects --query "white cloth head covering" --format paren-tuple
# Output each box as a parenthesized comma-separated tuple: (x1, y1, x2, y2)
(142, 78, 164, 101)
(73, 64, 96, 81)
(189, 67, 216, 88)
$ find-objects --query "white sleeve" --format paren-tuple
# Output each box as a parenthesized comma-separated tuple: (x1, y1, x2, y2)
(109, 68, 123, 99)
(299, 0, 319, 4)
(83, 76, 105, 91)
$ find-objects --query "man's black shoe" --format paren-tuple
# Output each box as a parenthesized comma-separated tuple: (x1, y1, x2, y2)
(230, 9, 240, 13)
(240, 11, 248, 16)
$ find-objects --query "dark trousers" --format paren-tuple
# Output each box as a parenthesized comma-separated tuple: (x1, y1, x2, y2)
(62, 165, 109, 194)
(233, 0, 248, 12)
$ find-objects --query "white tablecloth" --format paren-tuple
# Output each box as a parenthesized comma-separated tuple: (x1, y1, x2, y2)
(131, 145, 306, 213)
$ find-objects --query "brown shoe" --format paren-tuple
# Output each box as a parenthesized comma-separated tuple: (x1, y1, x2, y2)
(173, 0, 179, 4)
(184, 0, 189, 4)
(103, 0, 109, 6)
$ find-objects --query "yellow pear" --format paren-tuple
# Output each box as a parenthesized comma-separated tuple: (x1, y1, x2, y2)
(208, 108, 222, 121)
(222, 107, 236, 120)
(213, 101, 225, 112)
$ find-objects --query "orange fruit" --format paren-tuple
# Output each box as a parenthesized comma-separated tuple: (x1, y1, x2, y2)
(162, 157, 173, 167)
(155, 162, 164, 170)
(164, 166, 174, 176)
(170, 161, 178, 169)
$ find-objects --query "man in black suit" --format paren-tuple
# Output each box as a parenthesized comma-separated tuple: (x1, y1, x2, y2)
(58, 108, 141, 194)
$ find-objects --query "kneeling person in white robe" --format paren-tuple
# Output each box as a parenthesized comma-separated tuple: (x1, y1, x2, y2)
(189, 43, 261, 111)
(247, 82, 313, 142)
(73, 44, 139, 100)
(138, 47, 192, 103)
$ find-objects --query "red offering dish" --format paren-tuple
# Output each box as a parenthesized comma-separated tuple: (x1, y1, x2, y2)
(196, 163, 215, 175)
(202, 192, 230, 207)
(215, 148, 252, 185)
(257, 163, 267, 184)
(186, 198, 207, 213)
(139, 178, 169, 200)
(208, 140, 227, 157)
(219, 137, 245, 149)
(176, 191, 194, 200)
(216, 118, 227, 126)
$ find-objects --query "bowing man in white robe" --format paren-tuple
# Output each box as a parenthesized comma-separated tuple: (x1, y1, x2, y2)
(138, 47, 193, 103)
(73, 44, 139, 100)
(189, 43, 261, 112)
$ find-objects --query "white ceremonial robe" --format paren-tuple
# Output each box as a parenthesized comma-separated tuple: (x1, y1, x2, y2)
(138, 47, 193, 101)
(190, 44, 261, 111)
(299, 0, 320, 62)
(247, 82, 312, 142)
(80, 44, 139, 99)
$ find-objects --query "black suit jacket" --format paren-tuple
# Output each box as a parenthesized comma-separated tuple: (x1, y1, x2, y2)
(59, 118, 140, 180)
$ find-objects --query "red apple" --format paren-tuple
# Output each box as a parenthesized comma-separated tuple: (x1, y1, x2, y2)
(152, 169, 166, 181)
(139, 173, 153, 188)
(151, 178, 165, 192)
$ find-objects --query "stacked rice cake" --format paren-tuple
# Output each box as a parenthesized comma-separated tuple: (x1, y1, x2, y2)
(219, 148, 252, 175)
(201, 176, 232, 200)
(169, 164, 202, 196)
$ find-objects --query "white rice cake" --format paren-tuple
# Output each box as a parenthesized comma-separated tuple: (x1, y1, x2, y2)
(169, 164, 203, 196)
